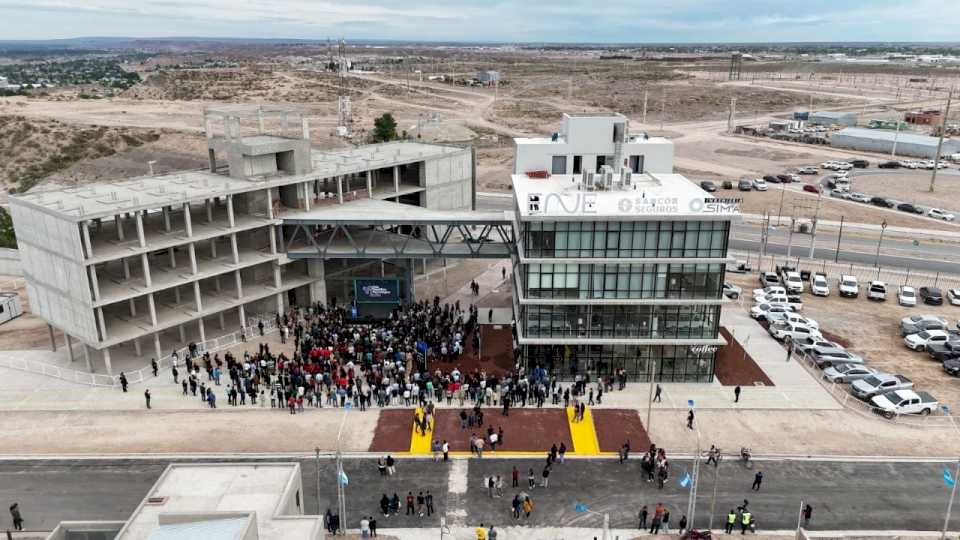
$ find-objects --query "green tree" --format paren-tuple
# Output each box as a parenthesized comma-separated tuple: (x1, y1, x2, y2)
(0, 207, 17, 248)
(372, 113, 398, 142)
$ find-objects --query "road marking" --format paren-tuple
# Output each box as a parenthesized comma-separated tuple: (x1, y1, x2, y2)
(408, 410, 432, 455)
(448, 458, 468, 494)
(566, 406, 600, 455)
(445, 458, 469, 526)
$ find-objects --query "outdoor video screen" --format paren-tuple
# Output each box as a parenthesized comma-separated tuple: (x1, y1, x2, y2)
(354, 278, 401, 304)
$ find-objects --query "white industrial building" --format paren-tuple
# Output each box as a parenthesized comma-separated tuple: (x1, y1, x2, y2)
(510, 112, 737, 382)
(831, 127, 960, 159)
(9, 105, 474, 375)
(513, 112, 673, 177)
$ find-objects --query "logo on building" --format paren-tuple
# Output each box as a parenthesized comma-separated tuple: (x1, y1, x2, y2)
(689, 198, 740, 214)
(689, 345, 719, 354)
(618, 196, 679, 214)
(361, 285, 392, 298)
(528, 192, 597, 215)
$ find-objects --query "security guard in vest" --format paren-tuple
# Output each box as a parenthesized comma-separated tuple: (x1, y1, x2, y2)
(726, 509, 737, 534)
(741, 509, 752, 534)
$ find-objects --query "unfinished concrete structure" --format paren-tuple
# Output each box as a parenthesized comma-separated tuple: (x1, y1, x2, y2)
(9, 105, 474, 375)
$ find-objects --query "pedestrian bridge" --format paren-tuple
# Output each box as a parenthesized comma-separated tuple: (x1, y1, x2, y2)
(282, 199, 516, 259)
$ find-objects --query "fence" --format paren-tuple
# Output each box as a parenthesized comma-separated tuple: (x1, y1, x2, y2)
(0, 316, 280, 389)
(732, 249, 960, 292)
(790, 343, 959, 430)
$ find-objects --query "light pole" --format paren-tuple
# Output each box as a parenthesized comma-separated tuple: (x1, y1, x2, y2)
(315, 447, 322, 515)
(575, 504, 609, 540)
(646, 359, 657, 437)
(335, 404, 350, 533)
(686, 400, 702, 529)
(942, 460, 960, 540)
(874, 220, 888, 268)
(707, 452, 722, 532)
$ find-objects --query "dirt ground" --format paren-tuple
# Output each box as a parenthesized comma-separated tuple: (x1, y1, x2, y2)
(725, 271, 960, 408)
(0, 276, 65, 351)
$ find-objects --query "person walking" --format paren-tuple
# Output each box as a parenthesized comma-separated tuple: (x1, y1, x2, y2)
(726, 509, 737, 534)
(144, 388, 152, 409)
(649, 513, 661, 534)
(653, 384, 662, 402)
(522, 496, 533, 519)
(687, 409, 695, 429)
(661, 510, 671, 533)
(734, 385, 741, 403)
(511, 495, 522, 519)
(541, 465, 551, 488)
(151, 358, 159, 377)
(751, 471, 763, 491)
(527, 468, 536, 489)
(638, 505, 648, 530)
(9, 502, 24, 531)
(476, 523, 488, 540)
(370, 516, 378, 537)
(442, 440, 450, 462)
(678, 515, 687, 535)
(802, 503, 812, 527)
(741, 509, 752, 534)
(172, 364, 179, 384)
(512, 466, 519, 487)
(405, 492, 415, 515)
(386, 455, 396, 475)
(119, 372, 128, 392)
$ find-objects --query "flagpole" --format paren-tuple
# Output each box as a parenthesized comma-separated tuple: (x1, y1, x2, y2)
(942, 460, 960, 540)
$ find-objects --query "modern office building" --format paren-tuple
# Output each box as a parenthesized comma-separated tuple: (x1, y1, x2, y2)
(510, 113, 736, 382)
(9, 105, 474, 374)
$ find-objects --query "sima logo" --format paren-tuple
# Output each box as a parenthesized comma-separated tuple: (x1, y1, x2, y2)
(527, 192, 597, 214)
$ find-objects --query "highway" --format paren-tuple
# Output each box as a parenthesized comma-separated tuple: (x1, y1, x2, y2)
(3, 457, 960, 533)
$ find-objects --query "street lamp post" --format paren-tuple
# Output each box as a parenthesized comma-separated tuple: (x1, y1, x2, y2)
(942, 460, 960, 540)
(646, 359, 657, 438)
(707, 453, 721, 532)
(335, 405, 350, 533)
(686, 400, 702, 528)
(875, 220, 888, 268)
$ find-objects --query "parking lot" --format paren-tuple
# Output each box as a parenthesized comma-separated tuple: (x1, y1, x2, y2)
(725, 270, 960, 411)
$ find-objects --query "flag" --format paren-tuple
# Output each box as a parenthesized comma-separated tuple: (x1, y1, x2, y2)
(679, 471, 691, 488)
(945, 468, 955, 487)
(575, 503, 588, 513)
(339, 469, 349, 486)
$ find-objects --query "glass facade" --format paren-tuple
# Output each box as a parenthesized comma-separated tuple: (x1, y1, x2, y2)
(524, 343, 717, 382)
(523, 263, 724, 300)
(521, 304, 720, 339)
(522, 220, 729, 259)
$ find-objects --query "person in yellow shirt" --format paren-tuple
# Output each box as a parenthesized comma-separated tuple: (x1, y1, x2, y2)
(476, 523, 488, 540)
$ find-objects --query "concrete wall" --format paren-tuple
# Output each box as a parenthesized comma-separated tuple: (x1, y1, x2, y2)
(9, 201, 98, 342)
(0, 247, 22, 276)
(423, 150, 473, 210)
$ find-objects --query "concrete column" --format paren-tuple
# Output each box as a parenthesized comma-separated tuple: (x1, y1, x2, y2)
(214, 275, 222, 292)
(231, 233, 240, 264)
(183, 203, 193, 237)
(168, 247, 176, 268)
(115, 215, 125, 241)
(206, 200, 214, 223)
(227, 195, 235, 228)
(48, 324, 57, 352)
(211, 238, 218, 259)
(266, 189, 275, 219)
(301, 116, 310, 140)
(135, 212, 146, 248)
(128, 298, 137, 317)
(281, 112, 289, 135)
(277, 226, 284, 252)
(303, 182, 312, 211)
(173, 285, 181, 304)
(307, 259, 327, 304)
(193, 281, 203, 312)
(148, 294, 158, 326)
(88, 264, 101, 302)
(219, 311, 226, 329)
(366, 170, 373, 198)
(154, 333, 163, 361)
(96, 307, 108, 341)
(336, 176, 344, 204)
(198, 319, 207, 342)
(257, 108, 265, 133)
(235, 270, 243, 299)
(141, 252, 152, 287)
(273, 264, 282, 288)
(238, 304, 247, 327)
(276, 293, 284, 315)
(81, 221, 94, 259)
(122, 258, 131, 280)
(188, 243, 198, 275)
(208, 148, 217, 172)
(102, 347, 113, 376)
(66, 334, 75, 363)
(134, 338, 142, 357)
(423, 259, 428, 274)
(178, 324, 186, 343)
(162, 206, 171, 232)
(393, 166, 400, 194)
(268, 226, 277, 255)
(83, 344, 93, 373)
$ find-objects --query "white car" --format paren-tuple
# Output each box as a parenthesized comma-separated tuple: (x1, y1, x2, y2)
(797, 166, 818, 175)
(722, 283, 742, 299)
(782, 271, 804, 294)
(867, 281, 887, 301)
(928, 208, 956, 221)
(848, 192, 870, 203)
(947, 289, 960, 306)
(769, 321, 822, 342)
(781, 312, 819, 329)
(838, 275, 859, 298)
(753, 178, 768, 191)
(823, 363, 879, 384)
(904, 329, 950, 351)
(810, 273, 830, 296)
(753, 285, 787, 299)
(898, 286, 917, 307)
(750, 303, 792, 321)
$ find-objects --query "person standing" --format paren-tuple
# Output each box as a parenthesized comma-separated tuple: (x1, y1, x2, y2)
(726, 509, 737, 534)
(119, 372, 128, 392)
(653, 384, 662, 402)
(370, 516, 378, 537)
(511, 495, 522, 519)
(527, 468, 536, 489)
(661, 510, 671, 533)
(802, 503, 813, 527)
(649, 513, 661, 535)
(405, 492, 415, 515)
(172, 364, 179, 384)
(151, 358, 159, 377)
(9, 502, 24, 531)
(541, 465, 550, 488)
(638, 505, 648, 530)
(687, 409, 695, 429)
(442, 440, 450, 462)
(734, 385, 742, 403)
(678, 515, 687, 535)
(488, 525, 498, 540)
(476, 523, 487, 540)
(426, 491, 435, 516)
(360, 516, 370, 539)
(512, 466, 519, 488)
(751, 471, 763, 491)
(144, 388, 152, 409)
(741, 509, 752, 534)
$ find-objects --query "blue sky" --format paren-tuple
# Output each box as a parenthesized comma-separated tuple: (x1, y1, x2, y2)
(0, 0, 957, 43)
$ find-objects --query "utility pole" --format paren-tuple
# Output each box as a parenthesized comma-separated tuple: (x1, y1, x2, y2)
(834, 215, 844, 263)
(642, 90, 649, 124)
(892, 109, 902, 157)
(776, 183, 786, 225)
(315, 447, 322, 515)
(660, 90, 666, 131)
(875, 220, 888, 268)
(808, 188, 823, 259)
(645, 359, 657, 437)
(942, 460, 960, 540)
(727, 97, 737, 133)
(786, 215, 796, 260)
(930, 88, 953, 193)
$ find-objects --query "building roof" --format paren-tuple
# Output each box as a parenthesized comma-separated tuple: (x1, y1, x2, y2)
(511, 172, 739, 221)
(812, 111, 857, 118)
(833, 127, 958, 147)
(514, 134, 671, 146)
(284, 198, 512, 225)
(11, 141, 465, 223)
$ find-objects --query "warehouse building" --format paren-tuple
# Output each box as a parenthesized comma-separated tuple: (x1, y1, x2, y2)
(831, 127, 960, 158)
(809, 111, 858, 127)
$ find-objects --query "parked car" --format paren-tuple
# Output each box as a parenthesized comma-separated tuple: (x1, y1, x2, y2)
(904, 329, 950, 351)
(849, 159, 869, 168)
(943, 358, 960, 377)
(823, 363, 879, 384)
(780, 312, 819, 329)
(738, 179, 753, 191)
(838, 275, 859, 298)
(898, 286, 917, 307)
(753, 285, 786, 298)
(797, 166, 818, 175)
(753, 178, 768, 191)
(776, 174, 792, 183)
(810, 346, 865, 368)
(722, 283, 742, 300)
(750, 303, 792, 321)
(850, 374, 913, 401)
(878, 160, 901, 169)
(920, 286, 944, 305)
(722, 180, 734, 189)
(700, 180, 718, 192)
(927, 341, 960, 362)
(848, 192, 871, 203)
(900, 314, 948, 336)
(928, 208, 956, 221)
(810, 272, 829, 296)
(763, 175, 779, 184)
(786, 173, 801, 182)
(871, 390, 938, 418)
(779, 270, 804, 294)
(769, 321, 822, 342)
(802, 184, 821, 194)
(867, 281, 887, 301)
(896, 202, 924, 214)
(947, 289, 960, 306)
(759, 272, 779, 287)
(726, 260, 752, 274)
(794, 337, 842, 355)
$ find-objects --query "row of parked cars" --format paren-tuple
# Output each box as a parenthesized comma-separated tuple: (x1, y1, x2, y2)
(826, 188, 957, 221)
(878, 159, 949, 170)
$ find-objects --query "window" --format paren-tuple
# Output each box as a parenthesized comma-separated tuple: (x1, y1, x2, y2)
(551, 155, 567, 174)
(573, 155, 583, 174)
(629, 155, 644, 173)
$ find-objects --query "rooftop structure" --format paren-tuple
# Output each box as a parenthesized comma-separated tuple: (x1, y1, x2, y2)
(831, 127, 960, 158)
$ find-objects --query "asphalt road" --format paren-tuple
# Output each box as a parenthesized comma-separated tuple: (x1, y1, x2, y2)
(3, 458, 960, 533)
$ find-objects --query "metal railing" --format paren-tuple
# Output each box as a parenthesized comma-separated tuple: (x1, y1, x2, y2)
(0, 316, 280, 389)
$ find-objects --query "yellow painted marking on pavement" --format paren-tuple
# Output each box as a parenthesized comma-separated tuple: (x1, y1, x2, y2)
(409, 409, 433, 454)
(566, 406, 601, 455)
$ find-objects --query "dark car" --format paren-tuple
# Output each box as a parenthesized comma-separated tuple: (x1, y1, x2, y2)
(920, 287, 944, 305)
(944, 358, 960, 377)
(897, 202, 924, 214)
(928, 342, 960, 362)
(776, 174, 792, 183)
(849, 159, 870, 168)
(722, 180, 734, 189)
(700, 180, 718, 192)
(871, 196, 896, 208)
(802, 184, 821, 194)
(738, 179, 753, 191)
(764, 175, 781, 183)
(879, 161, 901, 169)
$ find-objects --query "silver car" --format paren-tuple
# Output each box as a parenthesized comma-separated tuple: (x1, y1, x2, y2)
(823, 363, 879, 384)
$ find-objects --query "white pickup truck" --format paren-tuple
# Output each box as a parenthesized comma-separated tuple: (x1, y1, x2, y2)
(838, 275, 860, 298)
(810, 272, 830, 296)
(870, 389, 939, 418)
